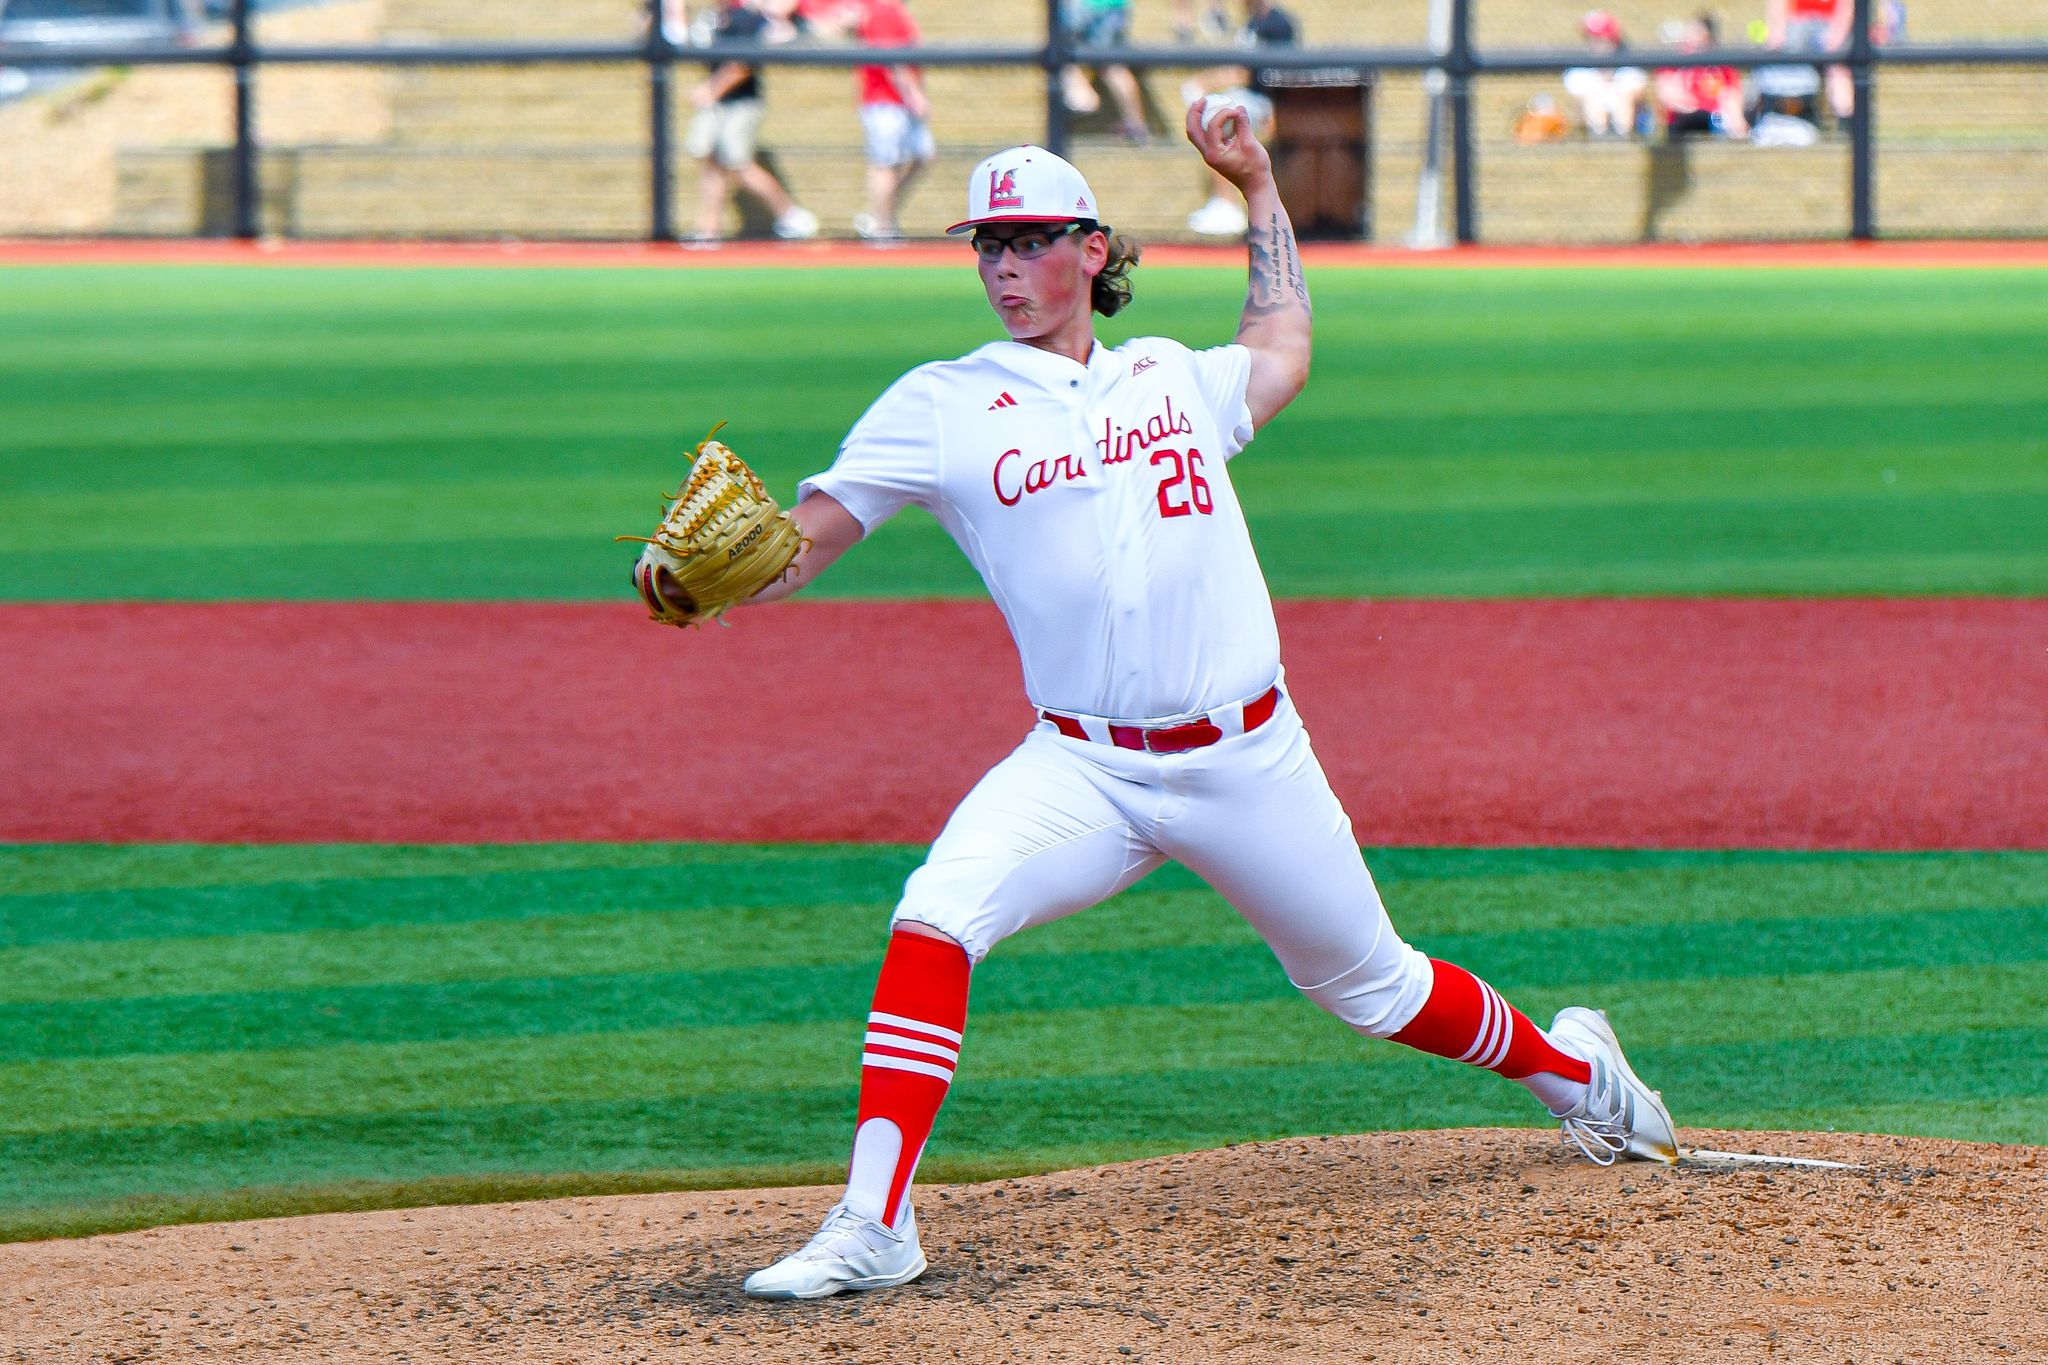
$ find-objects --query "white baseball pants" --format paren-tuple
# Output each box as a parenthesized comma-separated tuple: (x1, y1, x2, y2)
(893, 691, 1435, 1036)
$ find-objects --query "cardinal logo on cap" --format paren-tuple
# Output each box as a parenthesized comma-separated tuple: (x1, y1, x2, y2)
(988, 168, 1023, 209)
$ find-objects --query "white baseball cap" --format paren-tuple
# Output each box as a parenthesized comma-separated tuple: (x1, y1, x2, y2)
(946, 145, 1101, 236)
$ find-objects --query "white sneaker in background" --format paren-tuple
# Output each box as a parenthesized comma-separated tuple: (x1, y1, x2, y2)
(774, 205, 819, 240)
(853, 212, 903, 242)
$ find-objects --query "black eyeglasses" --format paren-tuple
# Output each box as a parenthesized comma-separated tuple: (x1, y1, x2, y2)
(971, 223, 1087, 261)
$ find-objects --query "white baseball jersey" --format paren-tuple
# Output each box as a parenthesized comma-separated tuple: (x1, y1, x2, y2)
(800, 337, 1279, 720)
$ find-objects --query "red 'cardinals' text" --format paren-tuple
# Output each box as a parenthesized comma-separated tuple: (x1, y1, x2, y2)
(994, 448, 1088, 506)
(1097, 396, 1194, 466)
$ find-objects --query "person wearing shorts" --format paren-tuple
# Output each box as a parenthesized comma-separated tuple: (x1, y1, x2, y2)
(1061, 0, 1150, 144)
(683, 0, 819, 243)
(1766, 0, 1854, 121)
(1561, 10, 1649, 138)
(851, 0, 934, 240)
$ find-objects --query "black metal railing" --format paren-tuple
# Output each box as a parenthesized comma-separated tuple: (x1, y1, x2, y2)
(3, 0, 2044, 242)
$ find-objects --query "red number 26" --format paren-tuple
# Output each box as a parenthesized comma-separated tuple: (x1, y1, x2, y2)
(1151, 447, 1214, 519)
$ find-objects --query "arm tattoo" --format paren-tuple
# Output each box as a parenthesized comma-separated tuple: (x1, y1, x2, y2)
(1243, 212, 1311, 320)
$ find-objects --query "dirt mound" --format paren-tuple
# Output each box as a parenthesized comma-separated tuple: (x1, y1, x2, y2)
(3, 1128, 2041, 1364)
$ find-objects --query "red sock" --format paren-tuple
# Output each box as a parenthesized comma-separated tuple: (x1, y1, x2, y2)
(845, 929, 972, 1230)
(1390, 959, 1590, 1083)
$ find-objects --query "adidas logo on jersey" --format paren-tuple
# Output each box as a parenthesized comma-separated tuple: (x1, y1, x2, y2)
(988, 392, 1018, 410)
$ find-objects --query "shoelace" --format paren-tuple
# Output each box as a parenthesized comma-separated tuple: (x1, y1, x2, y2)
(1557, 1047, 1634, 1166)
(794, 1204, 895, 1261)
(1559, 1115, 1628, 1166)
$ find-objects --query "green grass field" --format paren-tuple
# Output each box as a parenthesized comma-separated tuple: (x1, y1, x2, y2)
(3, 265, 2045, 599)
(2, 262, 2044, 1242)
(4, 844, 2044, 1242)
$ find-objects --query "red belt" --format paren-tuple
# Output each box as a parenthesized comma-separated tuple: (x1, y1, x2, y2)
(1040, 685, 1281, 755)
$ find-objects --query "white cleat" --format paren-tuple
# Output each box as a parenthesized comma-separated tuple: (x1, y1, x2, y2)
(773, 205, 820, 241)
(853, 212, 905, 243)
(742, 1202, 927, 1300)
(1547, 1006, 1680, 1166)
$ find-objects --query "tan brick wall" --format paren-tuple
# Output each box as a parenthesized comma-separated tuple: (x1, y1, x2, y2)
(1877, 146, 2048, 232)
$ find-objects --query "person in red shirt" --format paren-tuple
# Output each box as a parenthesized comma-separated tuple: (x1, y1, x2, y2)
(1654, 13, 1748, 138)
(849, 0, 934, 240)
(1766, 0, 1855, 120)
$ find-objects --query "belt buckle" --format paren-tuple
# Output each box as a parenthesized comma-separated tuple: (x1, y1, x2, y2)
(1146, 719, 1223, 754)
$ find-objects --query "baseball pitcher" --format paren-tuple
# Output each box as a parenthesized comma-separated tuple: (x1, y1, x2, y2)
(623, 101, 1679, 1301)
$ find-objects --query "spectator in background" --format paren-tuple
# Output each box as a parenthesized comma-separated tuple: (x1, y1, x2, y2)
(1766, 0, 1854, 122)
(1654, 13, 1748, 138)
(662, 0, 692, 45)
(757, 0, 808, 39)
(1561, 10, 1649, 138)
(1060, 0, 1151, 144)
(1170, 0, 1230, 41)
(1748, 61, 1824, 143)
(684, 0, 820, 243)
(1182, 0, 1296, 236)
(842, 0, 934, 241)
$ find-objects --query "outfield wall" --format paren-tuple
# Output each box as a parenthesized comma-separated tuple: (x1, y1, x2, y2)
(1, 0, 2045, 240)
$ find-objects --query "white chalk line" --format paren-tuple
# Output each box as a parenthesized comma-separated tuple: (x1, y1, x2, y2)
(1681, 1148, 1868, 1170)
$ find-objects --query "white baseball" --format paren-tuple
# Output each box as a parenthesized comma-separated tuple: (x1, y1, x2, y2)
(1198, 95, 1243, 131)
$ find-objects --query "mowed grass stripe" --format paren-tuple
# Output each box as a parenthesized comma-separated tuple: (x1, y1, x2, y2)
(4, 443, 2042, 546)
(3, 266, 2045, 599)
(7, 949, 2044, 1136)
(0, 841, 909, 899)
(1261, 493, 2048, 598)
(6, 890, 2044, 1006)
(5, 846, 2041, 954)
(5, 1029, 2042, 1215)
(4, 902, 2044, 1058)
(0, 846, 927, 946)
(6, 955, 2040, 1065)
(2, 844, 2019, 935)
(5, 398, 2040, 503)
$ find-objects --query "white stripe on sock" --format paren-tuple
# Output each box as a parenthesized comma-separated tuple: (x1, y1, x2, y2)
(869, 1010, 964, 1045)
(1457, 982, 1500, 1065)
(861, 1052, 957, 1083)
(863, 1030, 960, 1063)
(1475, 983, 1513, 1070)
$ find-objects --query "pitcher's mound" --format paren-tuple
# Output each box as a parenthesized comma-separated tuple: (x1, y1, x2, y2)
(4, 1128, 2042, 1364)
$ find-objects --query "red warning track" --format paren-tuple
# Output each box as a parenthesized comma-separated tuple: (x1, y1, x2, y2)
(4, 599, 2041, 849)
(3, 238, 2045, 270)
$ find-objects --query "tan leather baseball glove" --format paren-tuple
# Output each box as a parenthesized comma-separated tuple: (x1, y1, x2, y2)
(617, 424, 806, 627)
